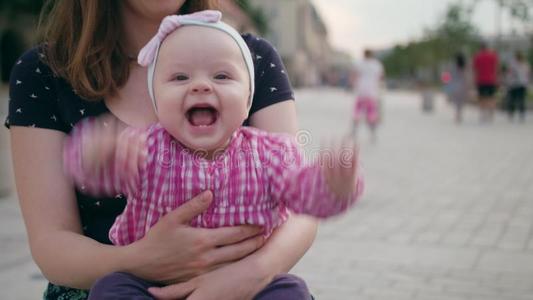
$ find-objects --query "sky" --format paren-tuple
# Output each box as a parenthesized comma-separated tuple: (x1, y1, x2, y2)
(311, 0, 525, 59)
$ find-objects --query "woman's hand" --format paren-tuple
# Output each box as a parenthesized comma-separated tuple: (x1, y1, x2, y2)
(148, 258, 271, 300)
(124, 190, 266, 284)
(147, 215, 318, 300)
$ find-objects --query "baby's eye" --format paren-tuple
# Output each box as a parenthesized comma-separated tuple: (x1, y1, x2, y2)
(214, 73, 230, 80)
(174, 74, 189, 81)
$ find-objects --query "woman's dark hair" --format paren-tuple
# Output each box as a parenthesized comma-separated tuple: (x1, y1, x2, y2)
(39, 0, 218, 101)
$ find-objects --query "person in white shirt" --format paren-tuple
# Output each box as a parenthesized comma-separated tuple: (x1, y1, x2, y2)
(352, 49, 385, 141)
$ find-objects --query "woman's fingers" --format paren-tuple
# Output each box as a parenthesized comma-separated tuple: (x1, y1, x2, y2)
(159, 190, 213, 226)
(148, 281, 195, 300)
(204, 234, 265, 265)
(206, 225, 264, 247)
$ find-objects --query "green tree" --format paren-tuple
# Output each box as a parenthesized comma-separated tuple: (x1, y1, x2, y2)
(235, 0, 269, 35)
(383, 3, 479, 82)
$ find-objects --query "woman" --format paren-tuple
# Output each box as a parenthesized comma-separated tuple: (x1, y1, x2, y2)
(6, 1, 318, 299)
(449, 52, 469, 123)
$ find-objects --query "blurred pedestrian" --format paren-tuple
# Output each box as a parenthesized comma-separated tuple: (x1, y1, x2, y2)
(506, 51, 530, 122)
(352, 49, 385, 142)
(449, 53, 469, 123)
(473, 42, 499, 123)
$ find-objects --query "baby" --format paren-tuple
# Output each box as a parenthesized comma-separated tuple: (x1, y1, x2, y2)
(64, 10, 363, 299)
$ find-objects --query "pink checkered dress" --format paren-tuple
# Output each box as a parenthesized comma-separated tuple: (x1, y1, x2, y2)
(64, 120, 363, 246)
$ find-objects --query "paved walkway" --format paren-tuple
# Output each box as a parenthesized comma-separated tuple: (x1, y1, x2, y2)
(292, 88, 533, 300)
(1, 88, 533, 299)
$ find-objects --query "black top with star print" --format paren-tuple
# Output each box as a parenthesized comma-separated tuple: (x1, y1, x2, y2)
(4, 33, 294, 245)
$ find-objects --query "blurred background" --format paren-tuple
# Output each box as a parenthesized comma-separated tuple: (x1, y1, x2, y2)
(1, 0, 532, 299)
(1, 0, 531, 90)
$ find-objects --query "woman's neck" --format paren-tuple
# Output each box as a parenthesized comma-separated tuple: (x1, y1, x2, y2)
(120, 6, 161, 57)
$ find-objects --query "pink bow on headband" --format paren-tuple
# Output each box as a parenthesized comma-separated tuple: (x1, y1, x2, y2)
(137, 10, 222, 66)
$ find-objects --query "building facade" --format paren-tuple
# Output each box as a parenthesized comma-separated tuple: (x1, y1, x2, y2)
(249, 0, 353, 87)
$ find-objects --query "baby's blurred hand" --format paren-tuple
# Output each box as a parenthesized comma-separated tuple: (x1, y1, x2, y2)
(116, 125, 148, 189)
(81, 115, 147, 185)
(319, 138, 359, 198)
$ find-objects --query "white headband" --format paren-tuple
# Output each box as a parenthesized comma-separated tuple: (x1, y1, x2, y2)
(138, 10, 255, 113)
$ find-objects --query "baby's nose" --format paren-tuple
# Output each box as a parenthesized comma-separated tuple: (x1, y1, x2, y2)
(191, 80, 212, 93)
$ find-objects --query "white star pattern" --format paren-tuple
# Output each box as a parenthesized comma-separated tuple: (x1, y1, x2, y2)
(35, 68, 41, 74)
(270, 63, 276, 68)
(39, 53, 45, 59)
(281, 70, 286, 74)
(30, 124, 36, 128)
(16, 108, 22, 113)
(30, 94, 37, 99)
(16, 80, 22, 85)
(260, 71, 265, 77)
(256, 55, 262, 60)
(16, 60, 22, 65)
(45, 86, 50, 90)
(80, 109, 85, 115)
(270, 87, 278, 92)
(51, 115, 57, 122)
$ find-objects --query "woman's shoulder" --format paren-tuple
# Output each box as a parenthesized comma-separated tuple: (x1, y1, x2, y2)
(12, 45, 54, 77)
(241, 33, 276, 54)
(241, 33, 281, 69)
(240, 34, 295, 117)
(6, 44, 108, 132)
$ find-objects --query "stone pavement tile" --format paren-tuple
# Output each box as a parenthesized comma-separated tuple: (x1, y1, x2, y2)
(0, 195, 46, 300)
(527, 239, 533, 251)
(308, 286, 368, 300)
(497, 228, 530, 250)
(414, 294, 467, 300)
(479, 276, 533, 294)
(476, 251, 533, 273)
(414, 231, 443, 244)
(0, 259, 46, 300)
(441, 231, 473, 246)
(360, 287, 414, 300)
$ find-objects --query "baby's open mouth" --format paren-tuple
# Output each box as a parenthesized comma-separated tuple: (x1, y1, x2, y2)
(186, 105, 219, 126)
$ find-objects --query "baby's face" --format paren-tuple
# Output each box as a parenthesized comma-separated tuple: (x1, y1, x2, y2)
(153, 26, 250, 157)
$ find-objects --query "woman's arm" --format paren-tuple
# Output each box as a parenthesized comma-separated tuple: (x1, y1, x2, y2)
(11, 126, 129, 288)
(248, 100, 299, 135)
(11, 126, 264, 289)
